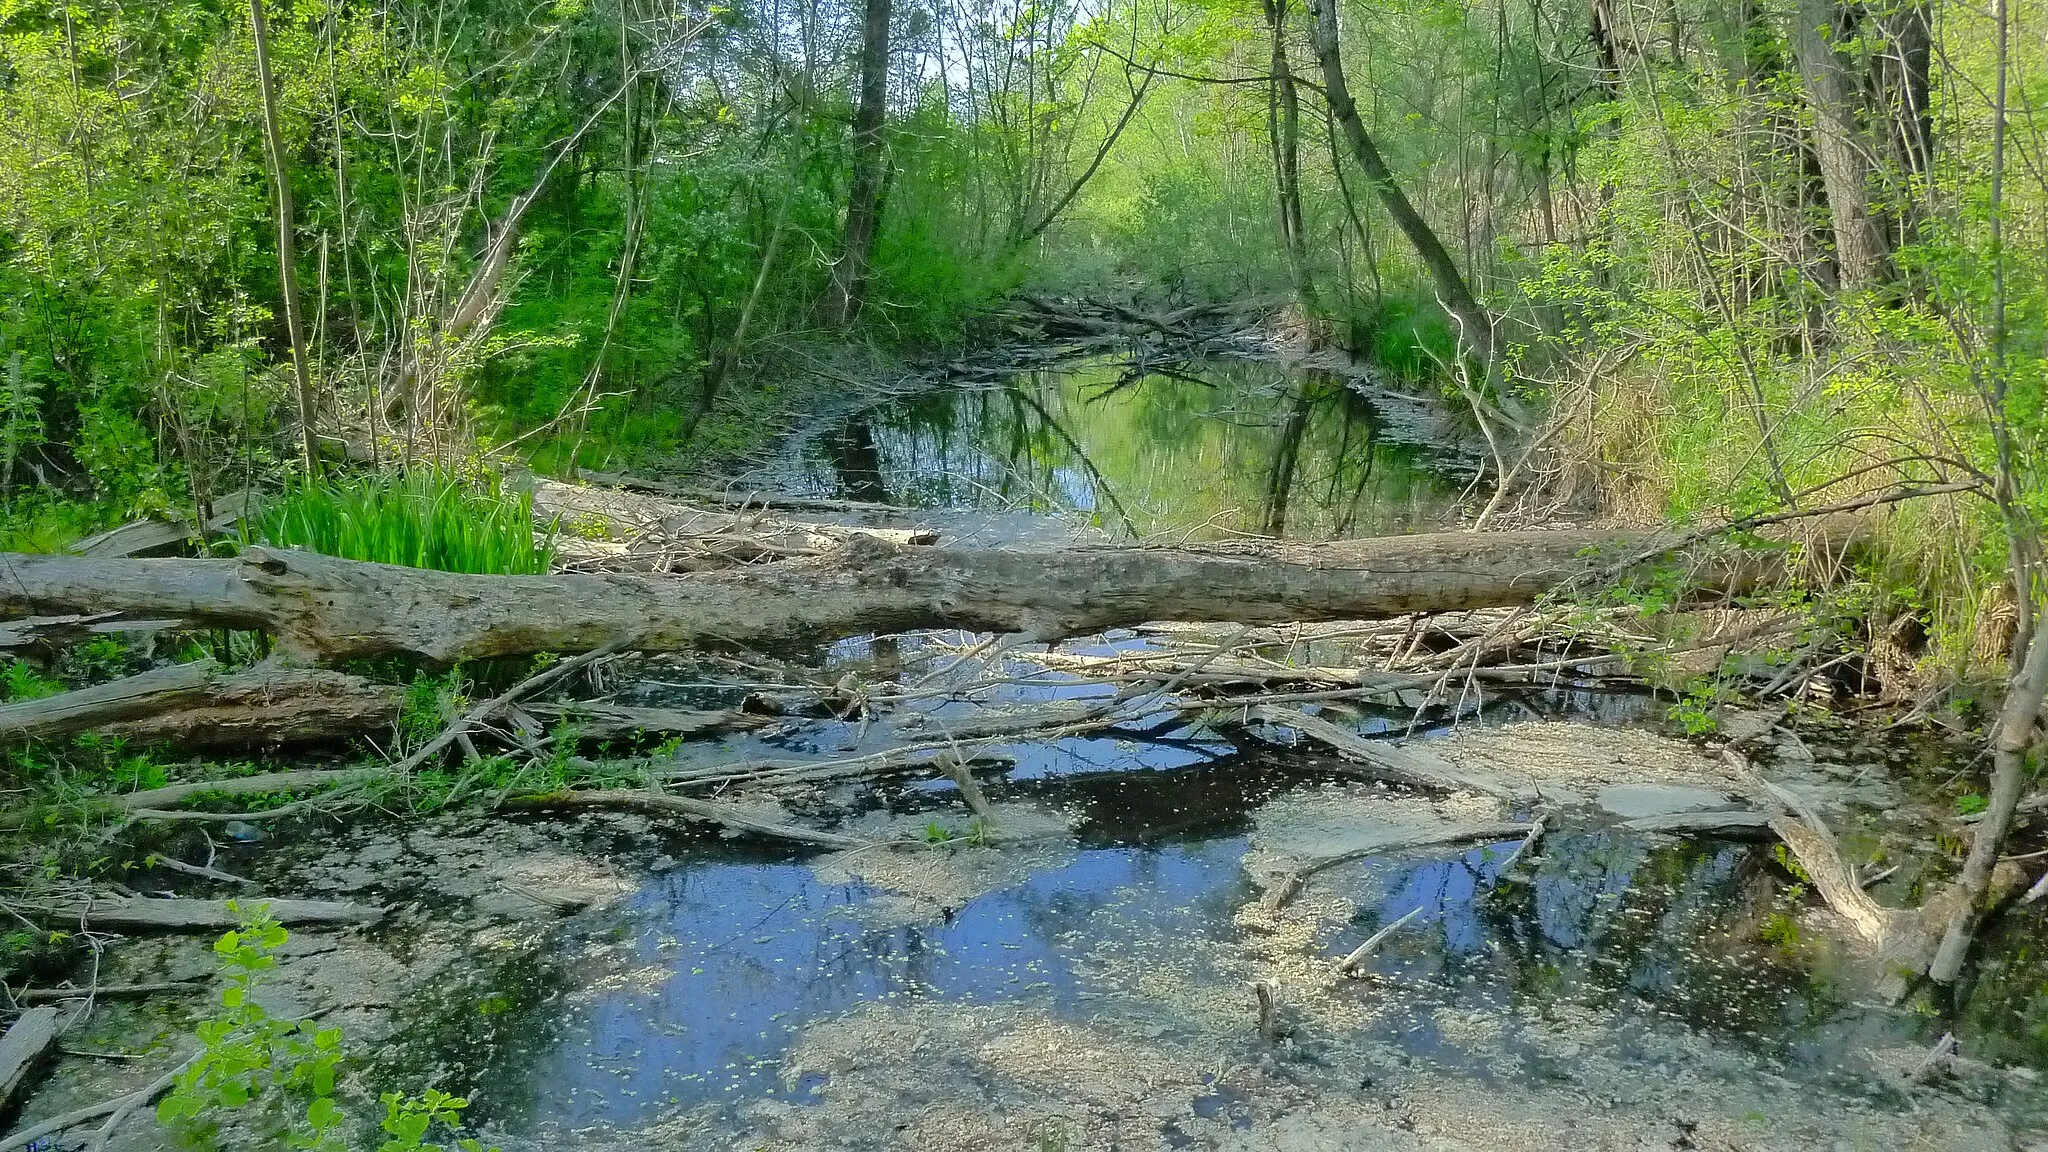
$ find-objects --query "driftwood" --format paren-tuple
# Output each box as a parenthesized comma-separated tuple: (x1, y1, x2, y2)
(0, 661, 217, 743)
(0, 1006, 60, 1113)
(1262, 820, 1535, 911)
(519, 702, 769, 741)
(106, 768, 385, 813)
(29, 896, 382, 931)
(514, 790, 864, 848)
(15, 982, 206, 1005)
(0, 1053, 194, 1152)
(0, 613, 188, 657)
(0, 661, 401, 749)
(1620, 809, 1777, 836)
(70, 495, 250, 560)
(536, 478, 937, 573)
(1248, 706, 1527, 800)
(0, 528, 1717, 665)
(576, 470, 919, 516)
(1337, 905, 1424, 974)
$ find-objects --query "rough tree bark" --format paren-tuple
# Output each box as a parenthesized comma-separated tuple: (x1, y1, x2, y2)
(249, 0, 318, 473)
(1262, 0, 1315, 317)
(1302, 0, 1520, 422)
(1928, 611, 2048, 983)
(0, 529, 1764, 666)
(1792, 0, 1893, 289)
(819, 0, 892, 327)
(0, 660, 404, 749)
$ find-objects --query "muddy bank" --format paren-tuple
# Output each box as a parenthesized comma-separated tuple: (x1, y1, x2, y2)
(14, 713, 2046, 1150)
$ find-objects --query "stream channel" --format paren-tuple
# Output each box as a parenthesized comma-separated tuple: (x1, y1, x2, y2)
(25, 353, 2048, 1151)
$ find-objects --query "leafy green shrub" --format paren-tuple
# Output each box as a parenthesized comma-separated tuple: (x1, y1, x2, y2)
(158, 906, 498, 1151)
(253, 472, 554, 575)
(157, 912, 349, 1149)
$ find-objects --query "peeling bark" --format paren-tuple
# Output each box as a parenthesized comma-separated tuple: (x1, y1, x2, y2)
(0, 530, 1674, 665)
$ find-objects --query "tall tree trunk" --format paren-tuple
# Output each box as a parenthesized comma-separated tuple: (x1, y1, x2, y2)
(1302, 0, 1509, 406)
(250, 0, 318, 474)
(1870, 0, 1932, 247)
(1792, 0, 1892, 290)
(1870, 0, 1932, 178)
(1262, 0, 1315, 319)
(820, 0, 892, 327)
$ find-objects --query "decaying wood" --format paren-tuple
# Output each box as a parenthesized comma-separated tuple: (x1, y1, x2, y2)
(1337, 905, 1424, 974)
(16, 981, 206, 1005)
(0, 661, 217, 744)
(519, 701, 769, 741)
(577, 470, 917, 516)
(101, 667, 402, 749)
(0, 613, 188, 656)
(516, 789, 863, 848)
(70, 495, 250, 560)
(0, 1053, 194, 1152)
(1248, 706, 1527, 800)
(0, 661, 402, 749)
(106, 768, 385, 812)
(0, 1007, 60, 1114)
(1253, 979, 1281, 1042)
(1262, 820, 1535, 911)
(29, 896, 382, 931)
(1620, 809, 1777, 836)
(0, 528, 1725, 665)
(537, 479, 937, 572)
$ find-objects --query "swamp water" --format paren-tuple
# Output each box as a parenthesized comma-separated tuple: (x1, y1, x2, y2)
(26, 357, 2048, 1150)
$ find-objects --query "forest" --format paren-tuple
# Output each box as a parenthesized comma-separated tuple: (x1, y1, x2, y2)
(1, 0, 2047, 1145)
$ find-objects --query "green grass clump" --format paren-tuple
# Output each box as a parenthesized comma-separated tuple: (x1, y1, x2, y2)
(254, 471, 554, 575)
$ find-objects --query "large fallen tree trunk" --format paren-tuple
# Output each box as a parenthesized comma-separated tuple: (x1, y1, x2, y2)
(0, 529, 1752, 665)
(0, 660, 403, 749)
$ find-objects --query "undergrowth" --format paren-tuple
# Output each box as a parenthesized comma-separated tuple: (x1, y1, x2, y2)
(158, 906, 497, 1151)
(252, 471, 554, 575)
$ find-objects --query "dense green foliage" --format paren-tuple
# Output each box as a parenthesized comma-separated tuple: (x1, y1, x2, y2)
(253, 471, 553, 574)
(0, 0, 2042, 667)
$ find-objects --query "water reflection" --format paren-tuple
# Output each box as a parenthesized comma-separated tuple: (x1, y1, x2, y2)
(790, 359, 1471, 541)
(480, 817, 1910, 1139)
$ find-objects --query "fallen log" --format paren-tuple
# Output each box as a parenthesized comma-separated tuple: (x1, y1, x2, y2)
(15, 981, 206, 1005)
(512, 789, 863, 848)
(520, 701, 770, 741)
(0, 529, 1702, 665)
(29, 896, 383, 931)
(0, 662, 402, 749)
(1262, 820, 1534, 910)
(101, 667, 401, 749)
(535, 478, 937, 551)
(1248, 706, 1528, 801)
(0, 661, 217, 743)
(0, 613, 189, 657)
(0, 1007, 60, 1114)
(103, 768, 386, 812)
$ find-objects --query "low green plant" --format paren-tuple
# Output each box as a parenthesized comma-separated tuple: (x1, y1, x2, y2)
(3, 658, 62, 701)
(399, 669, 468, 749)
(1956, 792, 1990, 816)
(253, 471, 554, 575)
(157, 911, 348, 1149)
(1772, 843, 1813, 883)
(157, 906, 498, 1151)
(375, 1089, 491, 1152)
(60, 635, 141, 684)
